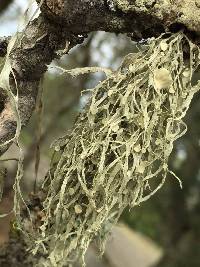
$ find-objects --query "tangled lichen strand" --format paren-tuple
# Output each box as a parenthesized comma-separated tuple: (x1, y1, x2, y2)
(31, 33, 200, 266)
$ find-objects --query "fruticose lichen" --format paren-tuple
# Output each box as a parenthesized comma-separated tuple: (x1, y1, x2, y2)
(18, 32, 200, 266)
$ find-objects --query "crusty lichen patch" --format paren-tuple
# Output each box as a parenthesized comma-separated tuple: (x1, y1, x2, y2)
(46, 0, 65, 15)
(178, 0, 200, 32)
(114, 0, 171, 13)
(114, 0, 158, 12)
(21, 32, 200, 267)
(114, 0, 200, 32)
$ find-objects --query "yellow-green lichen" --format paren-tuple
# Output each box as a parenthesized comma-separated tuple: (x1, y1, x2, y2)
(114, 0, 157, 12)
(21, 32, 200, 267)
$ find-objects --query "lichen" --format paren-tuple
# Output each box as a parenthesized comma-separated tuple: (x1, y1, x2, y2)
(113, 0, 159, 12)
(18, 32, 200, 267)
(46, 0, 65, 15)
(113, 0, 200, 33)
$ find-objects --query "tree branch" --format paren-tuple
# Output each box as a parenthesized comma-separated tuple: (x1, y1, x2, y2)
(39, 0, 200, 40)
(0, 15, 81, 156)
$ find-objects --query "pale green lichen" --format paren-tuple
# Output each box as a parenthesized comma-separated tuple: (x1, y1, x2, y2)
(19, 32, 200, 266)
(114, 0, 157, 12)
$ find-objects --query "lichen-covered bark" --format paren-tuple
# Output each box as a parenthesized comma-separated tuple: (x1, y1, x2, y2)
(38, 0, 200, 40)
(0, 15, 81, 156)
(113, 0, 200, 34)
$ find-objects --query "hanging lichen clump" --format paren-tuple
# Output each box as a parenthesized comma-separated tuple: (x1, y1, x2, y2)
(23, 32, 200, 267)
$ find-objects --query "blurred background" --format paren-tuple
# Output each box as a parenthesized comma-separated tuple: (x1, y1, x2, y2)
(0, 1, 200, 267)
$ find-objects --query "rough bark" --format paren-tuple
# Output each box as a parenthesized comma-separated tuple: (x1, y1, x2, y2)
(0, 15, 81, 155)
(38, 0, 200, 39)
